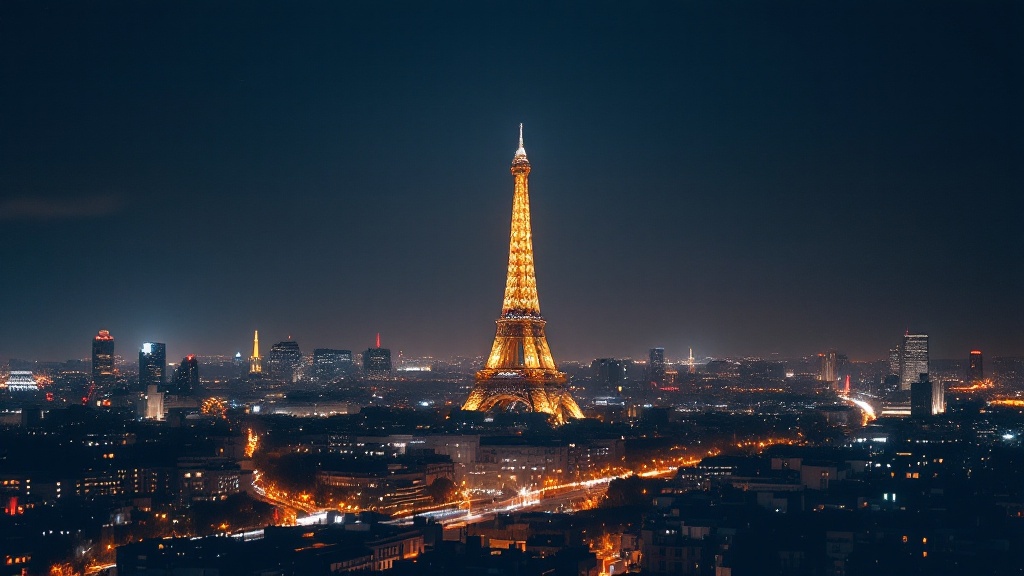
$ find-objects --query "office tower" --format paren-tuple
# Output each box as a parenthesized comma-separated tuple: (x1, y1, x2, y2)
(910, 374, 944, 417)
(968, 350, 983, 383)
(899, 333, 929, 391)
(169, 355, 199, 396)
(363, 334, 392, 380)
(888, 345, 900, 376)
(91, 329, 115, 387)
(592, 358, 627, 392)
(266, 340, 302, 382)
(249, 330, 262, 374)
(313, 349, 353, 382)
(648, 348, 666, 386)
(139, 342, 167, 389)
(233, 352, 245, 373)
(461, 126, 583, 424)
(818, 350, 838, 384)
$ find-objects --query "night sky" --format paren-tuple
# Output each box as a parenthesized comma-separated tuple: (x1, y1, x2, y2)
(1, 1, 1021, 363)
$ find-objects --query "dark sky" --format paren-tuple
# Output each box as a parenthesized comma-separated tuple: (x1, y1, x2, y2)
(1, 1, 1021, 364)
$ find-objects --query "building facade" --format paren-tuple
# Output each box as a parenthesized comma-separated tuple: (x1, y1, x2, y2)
(818, 350, 838, 384)
(92, 329, 116, 387)
(169, 355, 199, 396)
(911, 375, 945, 417)
(899, 333, 929, 390)
(649, 348, 666, 386)
(139, 342, 167, 389)
(968, 350, 983, 383)
(363, 347, 392, 379)
(266, 340, 302, 382)
(314, 348, 353, 381)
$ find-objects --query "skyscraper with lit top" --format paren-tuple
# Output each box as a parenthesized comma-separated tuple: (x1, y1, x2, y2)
(92, 329, 115, 387)
(968, 350, 983, 383)
(900, 333, 929, 391)
(363, 334, 392, 380)
(139, 342, 166, 389)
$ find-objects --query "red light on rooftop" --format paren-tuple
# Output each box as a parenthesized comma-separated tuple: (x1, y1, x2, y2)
(970, 350, 982, 355)
(187, 355, 195, 361)
(94, 329, 113, 341)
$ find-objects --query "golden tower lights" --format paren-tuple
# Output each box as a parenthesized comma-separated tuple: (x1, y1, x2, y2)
(462, 125, 583, 425)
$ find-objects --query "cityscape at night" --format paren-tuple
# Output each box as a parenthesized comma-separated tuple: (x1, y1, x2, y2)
(1, 2, 1022, 576)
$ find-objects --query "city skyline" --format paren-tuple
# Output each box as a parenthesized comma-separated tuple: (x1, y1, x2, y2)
(2, 2, 1021, 362)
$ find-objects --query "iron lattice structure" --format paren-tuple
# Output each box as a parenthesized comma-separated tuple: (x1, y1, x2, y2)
(462, 126, 584, 425)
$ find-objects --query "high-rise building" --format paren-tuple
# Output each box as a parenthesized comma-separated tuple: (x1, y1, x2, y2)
(888, 345, 901, 376)
(648, 348, 666, 386)
(313, 349, 353, 382)
(910, 374, 944, 417)
(363, 334, 392, 380)
(92, 329, 115, 387)
(460, 127, 583, 425)
(266, 340, 302, 382)
(249, 330, 262, 374)
(968, 350, 983, 383)
(818, 350, 838, 384)
(169, 355, 199, 396)
(139, 342, 167, 390)
(899, 333, 929, 391)
(592, 358, 627, 392)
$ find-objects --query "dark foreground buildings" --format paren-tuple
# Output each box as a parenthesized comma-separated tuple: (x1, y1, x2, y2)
(117, 519, 430, 575)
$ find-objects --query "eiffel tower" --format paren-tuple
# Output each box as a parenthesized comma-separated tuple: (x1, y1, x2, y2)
(461, 125, 584, 425)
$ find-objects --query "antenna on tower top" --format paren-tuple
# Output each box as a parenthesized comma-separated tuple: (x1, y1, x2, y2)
(376, 332, 381, 348)
(514, 123, 528, 162)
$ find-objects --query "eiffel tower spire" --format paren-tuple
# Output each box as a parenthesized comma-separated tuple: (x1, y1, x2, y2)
(501, 123, 541, 318)
(249, 330, 262, 374)
(462, 126, 583, 425)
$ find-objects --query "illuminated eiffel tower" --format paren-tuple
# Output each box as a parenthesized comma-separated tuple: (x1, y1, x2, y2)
(461, 125, 584, 425)
(249, 330, 262, 374)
